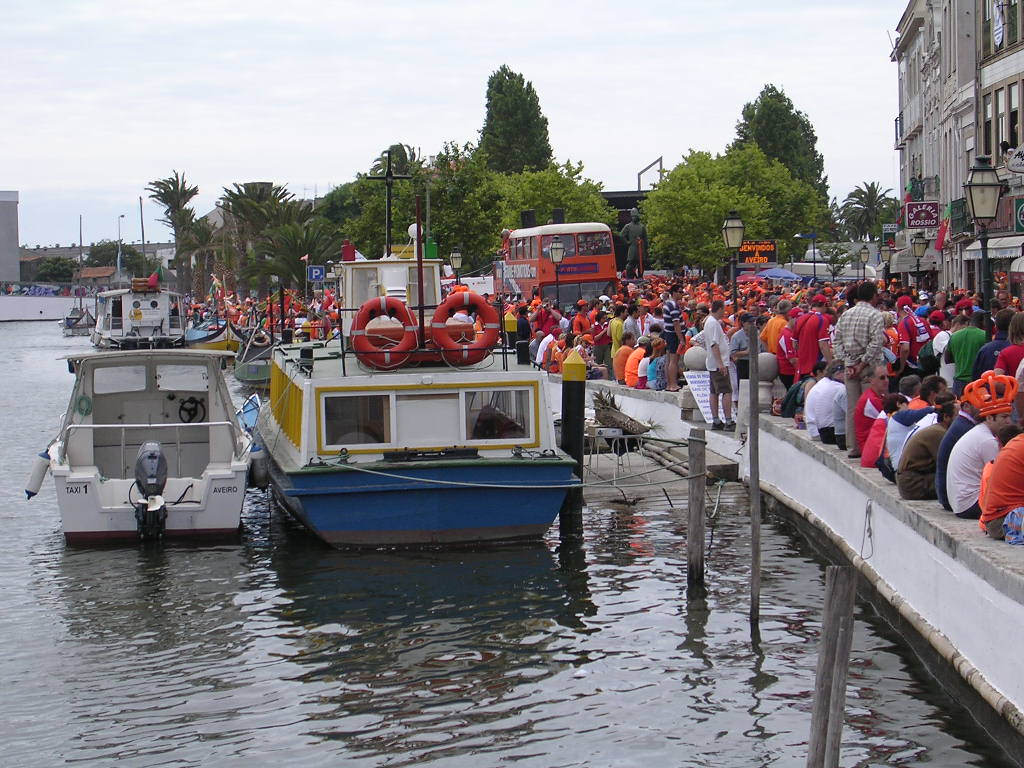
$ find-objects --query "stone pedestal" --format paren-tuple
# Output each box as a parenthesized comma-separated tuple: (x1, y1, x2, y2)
(683, 347, 706, 371)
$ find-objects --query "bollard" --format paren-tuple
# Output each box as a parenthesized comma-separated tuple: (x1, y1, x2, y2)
(559, 350, 586, 538)
(747, 319, 762, 630)
(687, 428, 706, 593)
(516, 339, 531, 365)
(806, 566, 857, 768)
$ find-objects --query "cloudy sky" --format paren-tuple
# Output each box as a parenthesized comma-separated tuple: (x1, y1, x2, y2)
(4, 0, 900, 249)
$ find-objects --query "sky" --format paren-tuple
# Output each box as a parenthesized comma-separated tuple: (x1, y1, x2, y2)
(3, 0, 900, 249)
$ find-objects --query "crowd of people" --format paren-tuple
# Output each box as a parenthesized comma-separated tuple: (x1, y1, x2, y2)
(509, 275, 1024, 546)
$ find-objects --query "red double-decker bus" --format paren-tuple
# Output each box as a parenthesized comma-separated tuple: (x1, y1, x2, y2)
(494, 223, 618, 308)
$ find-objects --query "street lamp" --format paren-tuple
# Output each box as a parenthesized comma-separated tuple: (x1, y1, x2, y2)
(859, 245, 870, 281)
(911, 231, 928, 289)
(116, 213, 126, 282)
(450, 249, 463, 285)
(879, 242, 893, 285)
(965, 155, 1005, 337)
(549, 236, 565, 311)
(721, 211, 744, 311)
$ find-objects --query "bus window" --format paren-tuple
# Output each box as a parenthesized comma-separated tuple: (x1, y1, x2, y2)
(525, 237, 534, 259)
(513, 238, 524, 259)
(578, 231, 612, 256)
(541, 235, 576, 259)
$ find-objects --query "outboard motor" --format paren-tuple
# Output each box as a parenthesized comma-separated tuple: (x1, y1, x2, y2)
(133, 441, 168, 539)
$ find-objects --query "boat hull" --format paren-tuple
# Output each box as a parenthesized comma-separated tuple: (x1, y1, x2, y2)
(267, 454, 575, 548)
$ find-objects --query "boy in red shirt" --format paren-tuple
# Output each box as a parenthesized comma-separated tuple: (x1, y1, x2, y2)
(776, 308, 801, 389)
(794, 294, 832, 376)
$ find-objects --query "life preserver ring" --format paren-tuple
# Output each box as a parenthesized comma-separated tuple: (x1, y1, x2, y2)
(430, 291, 500, 364)
(350, 296, 418, 369)
(250, 330, 271, 348)
(76, 394, 92, 416)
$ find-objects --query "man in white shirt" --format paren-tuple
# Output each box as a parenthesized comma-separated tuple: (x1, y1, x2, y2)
(805, 361, 846, 445)
(703, 299, 733, 430)
(535, 331, 557, 367)
(946, 377, 1015, 518)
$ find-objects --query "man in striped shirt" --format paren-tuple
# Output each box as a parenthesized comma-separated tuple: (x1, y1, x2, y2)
(833, 281, 886, 458)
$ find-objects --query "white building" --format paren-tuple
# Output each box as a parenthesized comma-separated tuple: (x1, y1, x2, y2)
(0, 191, 18, 282)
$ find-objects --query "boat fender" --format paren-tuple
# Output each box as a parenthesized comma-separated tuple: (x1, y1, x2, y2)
(25, 450, 49, 500)
(249, 444, 270, 490)
(76, 395, 92, 416)
(430, 291, 500, 364)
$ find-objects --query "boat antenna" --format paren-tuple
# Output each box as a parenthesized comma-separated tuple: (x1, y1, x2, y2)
(77, 214, 84, 310)
(367, 150, 411, 260)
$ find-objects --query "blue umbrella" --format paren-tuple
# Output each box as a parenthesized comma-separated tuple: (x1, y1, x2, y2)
(757, 267, 801, 281)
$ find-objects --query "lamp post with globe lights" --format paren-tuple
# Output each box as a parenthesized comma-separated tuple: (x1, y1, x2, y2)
(964, 155, 1005, 337)
(550, 236, 565, 311)
(721, 211, 744, 312)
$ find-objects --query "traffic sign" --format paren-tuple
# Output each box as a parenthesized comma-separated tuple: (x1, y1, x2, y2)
(307, 265, 326, 282)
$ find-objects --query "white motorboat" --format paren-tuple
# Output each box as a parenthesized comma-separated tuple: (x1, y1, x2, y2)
(27, 349, 255, 542)
(91, 281, 186, 349)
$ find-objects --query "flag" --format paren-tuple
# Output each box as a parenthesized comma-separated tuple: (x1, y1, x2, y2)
(300, 254, 309, 262)
(146, 271, 160, 290)
(934, 202, 952, 250)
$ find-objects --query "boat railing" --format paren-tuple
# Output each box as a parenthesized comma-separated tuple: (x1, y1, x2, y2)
(61, 420, 242, 479)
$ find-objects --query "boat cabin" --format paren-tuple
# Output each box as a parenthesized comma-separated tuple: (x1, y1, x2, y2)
(334, 254, 443, 334)
(92, 286, 185, 348)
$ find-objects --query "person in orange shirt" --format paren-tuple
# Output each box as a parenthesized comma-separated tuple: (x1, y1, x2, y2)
(625, 336, 652, 387)
(572, 301, 591, 336)
(612, 332, 636, 384)
(759, 299, 791, 354)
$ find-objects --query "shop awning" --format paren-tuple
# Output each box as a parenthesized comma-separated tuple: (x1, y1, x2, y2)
(888, 247, 940, 273)
(962, 235, 1024, 261)
(1010, 255, 1024, 283)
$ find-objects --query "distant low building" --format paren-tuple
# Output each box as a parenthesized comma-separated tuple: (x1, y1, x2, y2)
(73, 266, 117, 289)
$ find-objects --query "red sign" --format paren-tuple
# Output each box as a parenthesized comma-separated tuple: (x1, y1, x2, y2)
(905, 201, 940, 228)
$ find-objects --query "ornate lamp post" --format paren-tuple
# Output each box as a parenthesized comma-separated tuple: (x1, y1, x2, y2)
(965, 156, 1004, 337)
(879, 242, 893, 285)
(859, 245, 870, 281)
(910, 231, 928, 290)
(721, 211, 744, 311)
(449, 249, 462, 286)
(550, 236, 565, 311)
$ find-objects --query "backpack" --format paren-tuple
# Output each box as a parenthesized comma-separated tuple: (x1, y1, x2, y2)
(917, 338, 940, 375)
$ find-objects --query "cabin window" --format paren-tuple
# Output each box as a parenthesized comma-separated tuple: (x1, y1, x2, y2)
(93, 365, 148, 394)
(351, 268, 379, 306)
(323, 394, 391, 446)
(407, 267, 438, 307)
(396, 393, 459, 444)
(156, 364, 209, 392)
(464, 389, 531, 441)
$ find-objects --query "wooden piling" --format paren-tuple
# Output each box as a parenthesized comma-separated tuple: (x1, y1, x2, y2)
(559, 350, 586, 538)
(806, 565, 857, 768)
(747, 319, 762, 629)
(687, 428, 706, 590)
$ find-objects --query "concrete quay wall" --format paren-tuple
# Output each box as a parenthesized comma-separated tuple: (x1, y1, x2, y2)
(0, 295, 79, 321)
(547, 375, 1024, 750)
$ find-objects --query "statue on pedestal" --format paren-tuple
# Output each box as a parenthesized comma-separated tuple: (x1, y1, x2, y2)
(620, 208, 648, 279)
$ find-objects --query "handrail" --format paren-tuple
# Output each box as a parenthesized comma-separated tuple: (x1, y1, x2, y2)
(61, 420, 241, 478)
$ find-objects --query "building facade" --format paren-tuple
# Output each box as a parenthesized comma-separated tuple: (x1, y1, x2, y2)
(0, 191, 19, 282)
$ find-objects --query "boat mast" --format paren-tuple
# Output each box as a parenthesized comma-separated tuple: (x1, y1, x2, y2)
(367, 150, 411, 259)
(77, 215, 84, 310)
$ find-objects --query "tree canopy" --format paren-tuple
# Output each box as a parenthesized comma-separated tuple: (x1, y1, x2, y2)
(730, 84, 828, 198)
(36, 256, 78, 283)
(85, 240, 158, 277)
(840, 182, 895, 241)
(478, 65, 553, 174)
(146, 171, 199, 290)
(641, 145, 827, 272)
(493, 161, 616, 230)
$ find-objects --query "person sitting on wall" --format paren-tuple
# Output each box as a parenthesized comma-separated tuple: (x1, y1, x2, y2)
(934, 397, 982, 510)
(896, 394, 957, 500)
(854, 365, 891, 460)
(861, 393, 906, 471)
(945, 372, 1018, 519)
(980, 429, 1024, 543)
(612, 332, 636, 385)
(804, 360, 845, 446)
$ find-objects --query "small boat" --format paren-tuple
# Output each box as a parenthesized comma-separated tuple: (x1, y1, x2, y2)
(185, 317, 243, 352)
(234, 326, 274, 388)
(257, 278, 577, 548)
(60, 304, 95, 337)
(91, 280, 186, 349)
(27, 349, 255, 543)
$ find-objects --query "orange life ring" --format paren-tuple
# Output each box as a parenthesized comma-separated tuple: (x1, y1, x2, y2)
(350, 296, 418, 369)
(430, 291, 499, 364)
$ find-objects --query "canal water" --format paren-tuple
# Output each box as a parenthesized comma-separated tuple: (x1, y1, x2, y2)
(0, 321, 1015, 767)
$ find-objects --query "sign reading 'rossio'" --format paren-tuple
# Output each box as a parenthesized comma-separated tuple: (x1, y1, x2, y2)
(904, 201, 940, 228)
(737, 240, 777, 268)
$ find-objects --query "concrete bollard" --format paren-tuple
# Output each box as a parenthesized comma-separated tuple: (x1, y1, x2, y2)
(559, 350, 586, 538)
(687, 428, 707, 594)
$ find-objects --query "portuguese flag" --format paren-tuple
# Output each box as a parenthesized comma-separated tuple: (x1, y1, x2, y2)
(934, 202, 952, 250)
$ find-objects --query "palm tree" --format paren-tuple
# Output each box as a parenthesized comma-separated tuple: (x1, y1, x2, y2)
(219, 182, 297, 291)
(370, 144, 421, 175)
(146, 171, 199, 293)
(178, 217, 217, 298)
(248, 218, 342, 290)
(840, 182, 894, 241)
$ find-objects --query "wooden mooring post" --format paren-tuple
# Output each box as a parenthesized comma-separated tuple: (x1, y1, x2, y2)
(806, 565, 857, 768)
(747, 319, 762, 630)
(559, 350, 586, 539)
(687, 428, 706, 592)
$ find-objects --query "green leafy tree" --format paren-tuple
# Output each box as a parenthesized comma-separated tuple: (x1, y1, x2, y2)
(730, 84, 828, 197)
(819, 243, 853, 281)
(493, 161, 616, 229)
(36, 256, 78, 283)
(146, 171, 199, 291)
(840, 182, 896, 241)
(248, 217, 342, 289)
(478, 65, 553, 174)
(641, 146, 826, 272)
(318, 181, 361, 228)
(85, 240, 157, 277)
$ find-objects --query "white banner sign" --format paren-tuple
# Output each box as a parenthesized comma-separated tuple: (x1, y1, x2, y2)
(683, 370, 714, 424)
